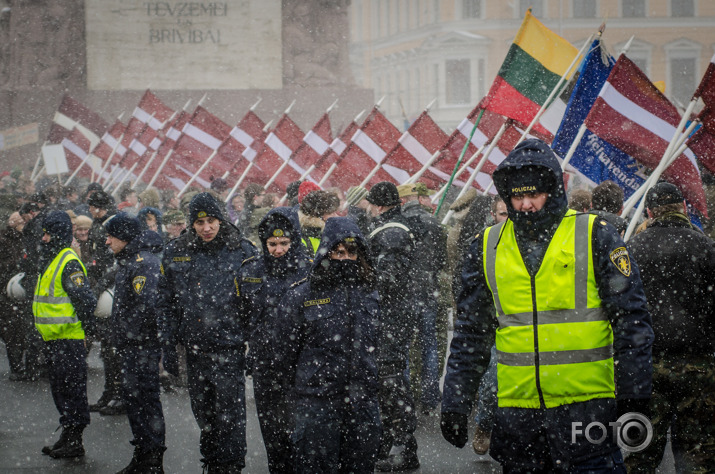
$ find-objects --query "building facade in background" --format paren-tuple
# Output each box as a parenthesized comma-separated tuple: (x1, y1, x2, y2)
(349, 0, 715, 131)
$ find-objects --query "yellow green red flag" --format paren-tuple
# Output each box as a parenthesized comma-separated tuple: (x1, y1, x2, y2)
(481, 10, 580, 137)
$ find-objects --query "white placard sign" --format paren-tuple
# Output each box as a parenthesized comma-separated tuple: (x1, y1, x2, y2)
(85, 1, 283, 90)
(42, 144, 69, 175)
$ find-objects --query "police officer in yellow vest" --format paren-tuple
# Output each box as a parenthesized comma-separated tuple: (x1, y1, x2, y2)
(441, 139, 654, 472)
(34, 211, 97, 459)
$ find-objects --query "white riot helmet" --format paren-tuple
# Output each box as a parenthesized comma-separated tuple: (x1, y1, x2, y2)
(6, 273, 26, 301)
(94, 287, 115, 318)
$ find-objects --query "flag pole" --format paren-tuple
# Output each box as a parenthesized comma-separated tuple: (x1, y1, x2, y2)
(406, 150, 440, 184)
(223, 120, 274, 203)
(30, 142, 48, 182)
(560, 123, 588, 171)
(315, 109, 369, 187)
(65, 151, 99, 186)
(259, 102, 299, 190)
(440, 120, 511, 224)
(131, 108, 182, 189)
(430, 142, 490, 203)
(433, 109, 485, 216)
(109, 162, 139, 197)
(177, 148, 219, 197)
(623, 110, 700, 240)
(515, 33, 594, 144)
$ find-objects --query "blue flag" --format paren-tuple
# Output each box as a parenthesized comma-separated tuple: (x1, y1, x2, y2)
(552, 39, 648, 199)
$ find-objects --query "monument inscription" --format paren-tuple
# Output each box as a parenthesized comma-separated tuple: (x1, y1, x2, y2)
(86, 0, 281, 90)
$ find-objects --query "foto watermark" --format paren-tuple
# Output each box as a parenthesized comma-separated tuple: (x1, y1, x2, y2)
(571, 412, 653, 453)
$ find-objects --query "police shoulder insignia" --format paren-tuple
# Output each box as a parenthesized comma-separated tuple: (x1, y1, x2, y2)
(70, 271, 85, 287)
(600, 220, 608, 226)
(290, 277, 308, 288)
(133, 276, 147, 295)
(609, 247, 632, 277)
(135, 254, 144, 262)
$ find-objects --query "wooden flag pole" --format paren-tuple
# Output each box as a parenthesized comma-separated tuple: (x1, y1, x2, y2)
(433, 109, 485, 216)
(177, 148, 219, 198)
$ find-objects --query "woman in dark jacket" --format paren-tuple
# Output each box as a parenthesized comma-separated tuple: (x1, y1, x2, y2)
(242, 207, 312, 473)
(271, 217, 381, 474)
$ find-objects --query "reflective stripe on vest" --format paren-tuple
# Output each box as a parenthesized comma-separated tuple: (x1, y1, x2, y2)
(33, 248, 86, 341)
(483, 211, 615, 409)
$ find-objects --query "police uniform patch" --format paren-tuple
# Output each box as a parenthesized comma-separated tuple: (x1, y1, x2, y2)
(242, 277, 262, 283)
(344, 237, 356, 243)
(133, 276, 147, 295)
(70, 271, 85, 287)
(272, 229, 284, 237)
(198, 211, 207, 218)
(609, 247, 632, 277)
(304, 298, 330, 307)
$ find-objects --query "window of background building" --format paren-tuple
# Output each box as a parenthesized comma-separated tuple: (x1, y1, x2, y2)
(629, 55, 650, 76)
(671, 0, 694, 17)
(433, 0, 440, 23)
(669, 56, 697, 106)
(622, 0, 646, 18)
(463, 0, 483, 19)
(446, 59, 471, 105)
(477, 58, 485, 100)
(385, 0, 392, 36)
(403, 0, 410, 30)
(573, 0, 597, 18)
(519, 0, 543, 18)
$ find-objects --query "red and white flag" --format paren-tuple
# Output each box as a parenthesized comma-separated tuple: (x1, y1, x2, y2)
(686, 54, 715, 175)
(141, 110, 191, 190)
(312, 119, 361, 186)
(89, 120, 127, 181)
(47, 95, 108, 148)
(379, 111, 448, 189)
(289, 112, 333, 182)
(253, 114, 306, 193)
(61, 128, 94, 180)
(218, 110, 267, 181)
(166, 106, 231, 188)
(331, 107, 401, 190)
(584, 55, 707, 215)
(125, 91, 175, 171)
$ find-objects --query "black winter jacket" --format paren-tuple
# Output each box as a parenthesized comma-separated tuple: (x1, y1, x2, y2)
(158, 221, 258, 351)
(111, 230, 164, 349)
(628, 213, 715, 358)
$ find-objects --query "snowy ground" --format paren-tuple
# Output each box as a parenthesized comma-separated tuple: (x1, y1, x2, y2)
(0, 340, 674, 473)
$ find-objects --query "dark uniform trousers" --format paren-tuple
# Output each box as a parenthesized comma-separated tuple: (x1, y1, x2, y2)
(45, 339, 90, 428)
(121, 346, 165, 451)
(293, 397, 381, 474)
(626, 354, 715, 473)
(186, 348, 247, 467)
(253, 377, 294, 473)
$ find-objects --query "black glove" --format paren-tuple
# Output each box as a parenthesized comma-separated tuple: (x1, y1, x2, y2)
(440, 411, 468, 448)
(162, 346, 179, 377)
(617, 398, 651, 420)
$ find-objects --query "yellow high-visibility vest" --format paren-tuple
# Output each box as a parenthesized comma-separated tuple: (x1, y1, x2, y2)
(483, 210, 615, 409)
(33, 248, 87, 341)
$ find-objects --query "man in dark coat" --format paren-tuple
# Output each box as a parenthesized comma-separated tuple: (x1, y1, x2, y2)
(626, 182, 715, 472)
(441, 139, 653, 472)
(105, 213, 166, 473)
(365, 181, 420, 471)
(86, 189, 124, 415)
(398, 182, 447, 413)
(158, 192, 258, 472)
(272, 217, 382, 473)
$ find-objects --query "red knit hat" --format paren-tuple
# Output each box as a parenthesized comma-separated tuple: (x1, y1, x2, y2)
(298, 181, 321, 203)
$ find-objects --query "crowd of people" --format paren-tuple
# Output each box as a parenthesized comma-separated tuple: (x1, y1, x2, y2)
(0, 137, 713, 473)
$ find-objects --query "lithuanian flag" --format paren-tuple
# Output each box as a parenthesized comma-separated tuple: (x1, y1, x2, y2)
(481, 10, 580, 138)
